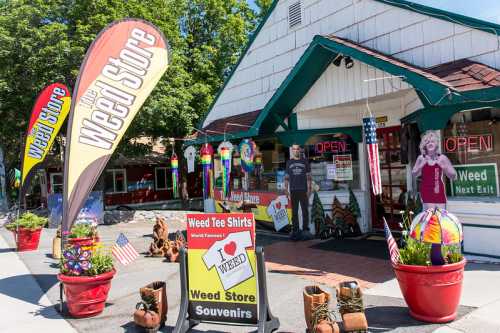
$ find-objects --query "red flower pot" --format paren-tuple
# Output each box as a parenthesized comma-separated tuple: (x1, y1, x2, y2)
(68, 236, 100, 248)
(13, 228, 42, 251)
(58, 269, 115, 318)
(392, 259, 466, 323)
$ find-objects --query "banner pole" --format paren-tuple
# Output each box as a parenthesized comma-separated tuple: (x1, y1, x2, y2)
(173, 247, 199, 333)
(256, 247, 280, 333)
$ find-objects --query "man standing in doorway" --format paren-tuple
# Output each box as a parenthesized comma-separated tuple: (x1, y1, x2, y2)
(285, 144, 313, 241)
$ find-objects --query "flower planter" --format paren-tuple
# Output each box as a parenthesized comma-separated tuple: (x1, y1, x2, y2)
(58, 269, 115, 318)
(13, 228, 42, 252)
(68, 236, 100, 248)
(392, 258, 466, 323)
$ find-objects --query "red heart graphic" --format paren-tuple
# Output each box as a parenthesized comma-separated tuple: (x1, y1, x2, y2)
(275, 201, 281, 209)
(224, 241, 237, 256)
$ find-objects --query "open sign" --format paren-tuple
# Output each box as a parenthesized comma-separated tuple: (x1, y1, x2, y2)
(444, 135, 493, 153)
(315, 141, 349, 154)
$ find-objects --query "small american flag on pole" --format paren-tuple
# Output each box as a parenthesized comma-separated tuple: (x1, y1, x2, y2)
(383, 218, 400, 265)
(363, 117, 382, 195)
(112, 233, 139, 266)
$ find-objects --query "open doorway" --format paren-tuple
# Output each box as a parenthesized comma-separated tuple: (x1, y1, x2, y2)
(371, 126, 407, 231)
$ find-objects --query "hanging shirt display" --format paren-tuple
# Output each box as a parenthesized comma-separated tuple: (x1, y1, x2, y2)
(202, 230, 254, 291)
(184, 146, 196, 174)
(239, 139, 256, 173)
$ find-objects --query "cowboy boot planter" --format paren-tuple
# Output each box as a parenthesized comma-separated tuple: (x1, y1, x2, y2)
(140, 282, 167, 327)
(311, 302, 340, 333)
(134, 295, 160, 333)
(336, 281, 368, 332)
(303, 285, 331, 332)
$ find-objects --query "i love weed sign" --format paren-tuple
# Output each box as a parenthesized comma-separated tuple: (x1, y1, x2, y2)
(186, 213, 257, 324)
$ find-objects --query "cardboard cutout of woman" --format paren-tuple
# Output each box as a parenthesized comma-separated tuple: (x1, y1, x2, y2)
(412, 131, 457, 210)
(412, 131, 457, 265)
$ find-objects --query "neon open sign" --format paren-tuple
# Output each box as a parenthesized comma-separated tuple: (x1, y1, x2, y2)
(444, 134, 493, 153)
(315, 141, 350, 154)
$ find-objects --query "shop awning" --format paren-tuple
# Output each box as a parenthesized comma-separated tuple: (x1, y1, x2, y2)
(252, 35, 500, 135)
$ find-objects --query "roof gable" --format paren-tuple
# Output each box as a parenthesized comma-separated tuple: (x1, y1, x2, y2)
(200, 0, 500, 132)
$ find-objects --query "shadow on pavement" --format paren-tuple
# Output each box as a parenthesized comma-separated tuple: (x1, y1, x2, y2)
(0, 273, 61, 319)
(465, 262, 500, 272)
(257, 232, 395, 285)
(0, 274, 59, 306)
(0, 247, 16, 253)
(122, 322, 234, 333)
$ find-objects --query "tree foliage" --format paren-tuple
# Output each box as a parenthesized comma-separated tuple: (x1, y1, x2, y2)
(0, 0, 259, 169)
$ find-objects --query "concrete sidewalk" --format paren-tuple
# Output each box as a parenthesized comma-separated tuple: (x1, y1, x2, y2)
(0, 230, 77, 333)
(0, 215, 499, 332)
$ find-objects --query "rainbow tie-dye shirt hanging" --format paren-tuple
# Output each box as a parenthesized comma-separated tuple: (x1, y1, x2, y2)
(200, 144, 214, 199)
(239, 139, 256, 173)
(220, 147, 231, 199)
(171, 153, 179, 199)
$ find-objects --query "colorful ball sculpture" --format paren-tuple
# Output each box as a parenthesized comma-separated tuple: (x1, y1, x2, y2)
(409, 208, 463, 265)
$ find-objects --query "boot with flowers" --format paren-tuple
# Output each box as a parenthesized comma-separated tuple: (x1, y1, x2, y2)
(134, 294, 160, 333)
(304, 285, 338, 332)
(336, 281, 368, 332)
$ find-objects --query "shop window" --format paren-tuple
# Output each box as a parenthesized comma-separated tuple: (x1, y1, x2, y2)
(104, 169, 127, 194)
(443, 108, 500, 198)
(305, 134, 360, 191)
(155, 167, 172, 190)
(50, 173, 63, 194)
(213, 140, 287, 193)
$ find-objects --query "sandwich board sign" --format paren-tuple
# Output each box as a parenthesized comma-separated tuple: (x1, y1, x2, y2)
(174, 213, 279, 333)
(186, 213, 257, 323)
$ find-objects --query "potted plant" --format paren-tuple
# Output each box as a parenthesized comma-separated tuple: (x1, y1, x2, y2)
(392, 208, 466, 323)
(68, 223, 99, 248)
(5, 212, 48, 251)
(58, 245, 115, 318)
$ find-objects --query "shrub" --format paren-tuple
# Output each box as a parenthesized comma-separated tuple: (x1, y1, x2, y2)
(60, 245, 113, 276)
(69, 223, 97, 239)
(5, 212, 47, 231)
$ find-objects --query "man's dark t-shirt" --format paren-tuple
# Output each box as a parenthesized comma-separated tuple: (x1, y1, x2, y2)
(285, 158, 310, 191)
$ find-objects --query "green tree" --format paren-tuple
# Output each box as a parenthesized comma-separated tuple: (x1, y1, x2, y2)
(181, 0, 256, 126)
(254, 0, 274, 19)
(0, 0, 259, 169)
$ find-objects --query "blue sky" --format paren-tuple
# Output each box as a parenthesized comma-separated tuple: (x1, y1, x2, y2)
(247, 0, 500, 23)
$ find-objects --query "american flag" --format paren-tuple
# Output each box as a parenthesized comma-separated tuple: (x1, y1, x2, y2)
(112, 233, 139, 266)
(363, 117, 382, 195)
(383, 218, 400, 265)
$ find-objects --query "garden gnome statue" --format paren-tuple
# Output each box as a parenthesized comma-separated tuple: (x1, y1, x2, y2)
(412, 131, 457, 264)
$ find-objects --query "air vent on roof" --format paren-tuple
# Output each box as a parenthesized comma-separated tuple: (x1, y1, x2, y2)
(288, 1, 302, 29)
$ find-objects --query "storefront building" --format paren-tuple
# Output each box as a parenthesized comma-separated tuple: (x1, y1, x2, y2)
(189, 0, 500, 258)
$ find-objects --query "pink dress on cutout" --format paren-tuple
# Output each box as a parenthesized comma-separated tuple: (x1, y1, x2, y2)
(420, 163, 446, 204)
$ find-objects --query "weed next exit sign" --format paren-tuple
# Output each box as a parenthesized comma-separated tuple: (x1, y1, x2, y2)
(449, 163, 499, 197)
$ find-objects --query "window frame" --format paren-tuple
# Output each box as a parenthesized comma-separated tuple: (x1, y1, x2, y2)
(104, 169, 127, 194)
(49, 172, 63, 194)
(154, 167, 171, 191)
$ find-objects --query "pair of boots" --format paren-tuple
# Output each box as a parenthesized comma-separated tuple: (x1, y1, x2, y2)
(303, 286, 339, 333)
(303, 282, 368, 333)
(336, 281, 368, 332)
(134, 282, 168, 332)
